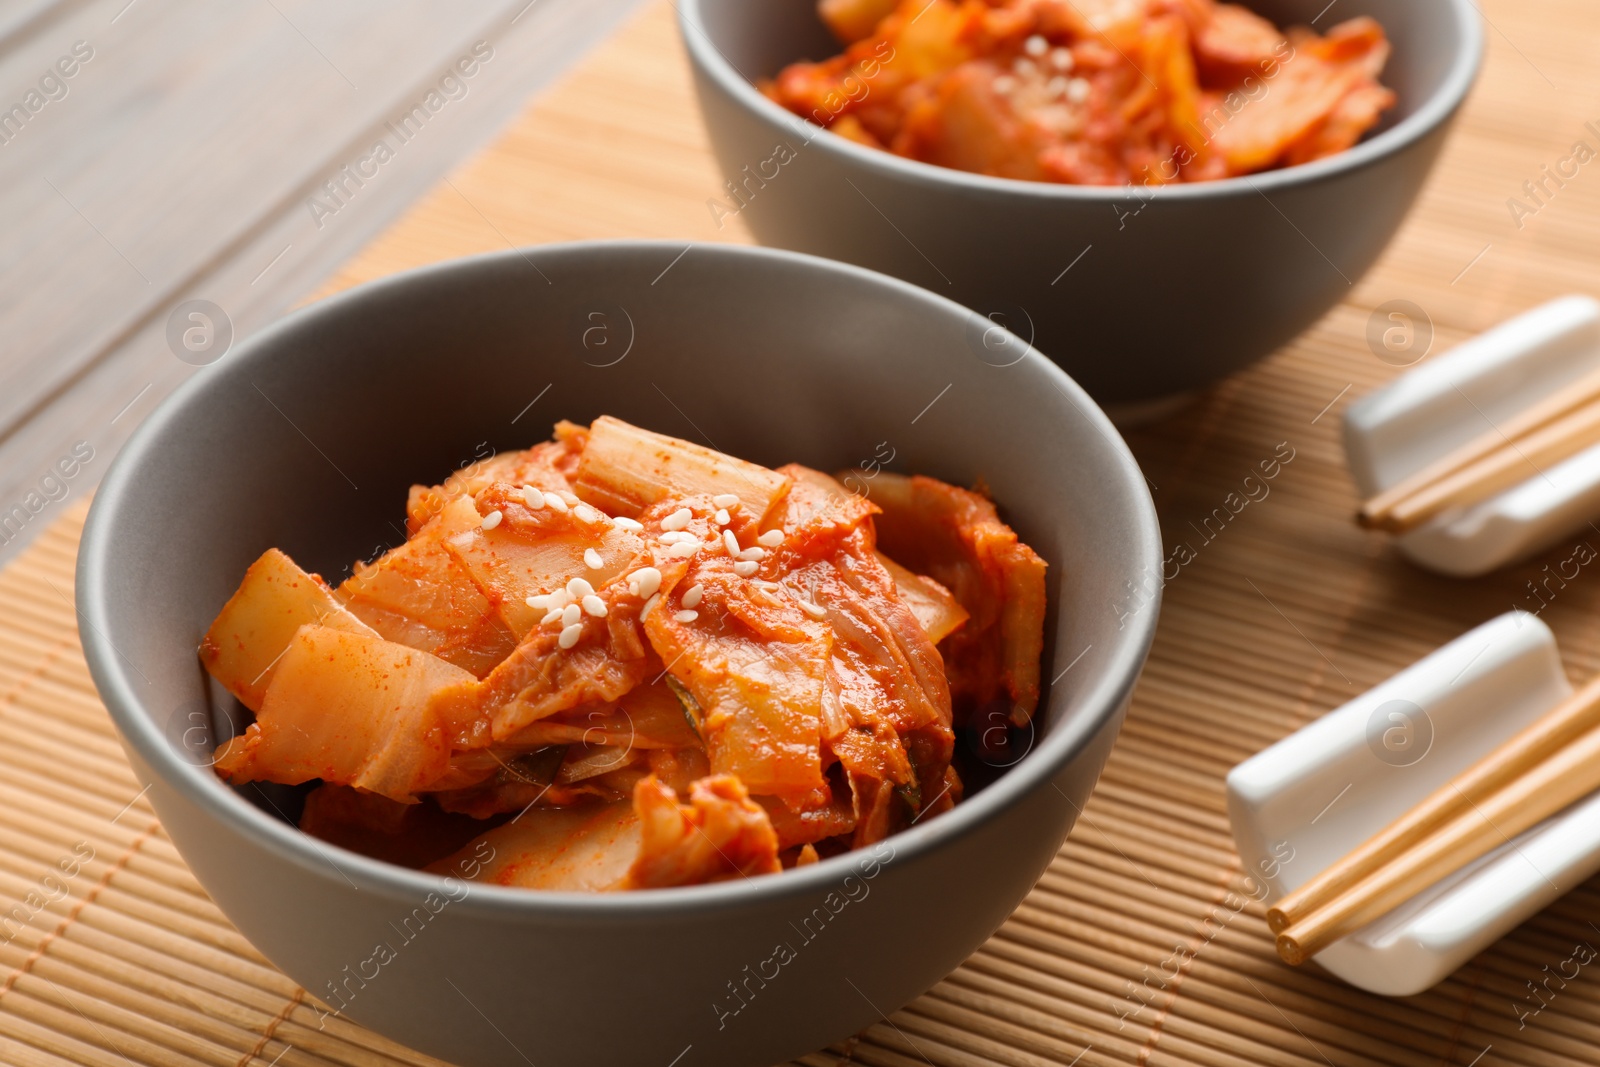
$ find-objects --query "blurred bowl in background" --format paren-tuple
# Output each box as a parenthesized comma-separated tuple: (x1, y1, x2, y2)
(680, 0, 1483, 408)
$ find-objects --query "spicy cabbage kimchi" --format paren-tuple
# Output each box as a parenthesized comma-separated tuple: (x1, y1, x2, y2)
(200, 417, 1047, 891)
(766, 0, 1394, 185)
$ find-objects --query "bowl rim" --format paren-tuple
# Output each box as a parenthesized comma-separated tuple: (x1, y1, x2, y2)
(78, 239, 1163, 918)
(677, 0, 1485, 201)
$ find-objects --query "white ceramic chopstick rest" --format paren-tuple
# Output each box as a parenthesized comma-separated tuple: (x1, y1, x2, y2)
(1343, 295, 1600, 576)
(1227, 611, 1600, 996)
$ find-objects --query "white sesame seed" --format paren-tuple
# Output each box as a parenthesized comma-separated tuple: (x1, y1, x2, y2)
(582, 594, 607, 618)
(712, 494, 739, 509)
(723, 530, 741, 557)
(574, 504, 602, 524)
(545, 494, 569, 513)
(674, 609, 699, 623)
(641, 593, 661, 621)
(659, 531, 693, 545)
(629, 567, 662, 600)
(1067, 77, 1091, 104)
(561, 603, 582, 627)
(714, 508, 730, 526)
(669, 541, 700, 558)
(681, 583, 704, 609)
(526, 593, 551, 609)
(1024, 34, 1048, 56)
(558, 624, 582, 649)
(613, 516, 644, 532)
(1051, 47, 1074, 71)
(757, 530, 784, 548)
(584, 548, 604, 570)
(734, 560, 759, 578)
(739, 546, 767, 562)
(521, 486, 546, 509)
(798, 599, 827, 620)
(993, 74, 1017, 95)
(566, 577, 594, 599)
(1047, 75, 1070, 97)
(541, 607, 565, 625)
(1013, 57, 1035, 78)
(559, 491, 581, 506)
(480, 509, 503, 531)
(661, 508, 693, 531)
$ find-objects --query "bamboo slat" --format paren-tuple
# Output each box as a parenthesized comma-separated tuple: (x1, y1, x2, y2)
(5, 1, 1600, 1065)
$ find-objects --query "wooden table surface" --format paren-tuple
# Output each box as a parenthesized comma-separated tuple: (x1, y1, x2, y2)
(0, 0, 643, 570)
(5, 2, 1600, 1066)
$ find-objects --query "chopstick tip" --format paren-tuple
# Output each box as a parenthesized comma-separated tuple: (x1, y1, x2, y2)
(1355, 506, 1404, 534)
(1275, 931, 1308, 967)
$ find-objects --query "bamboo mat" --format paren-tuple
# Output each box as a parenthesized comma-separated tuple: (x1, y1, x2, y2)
(7, 2, 1600, 1065)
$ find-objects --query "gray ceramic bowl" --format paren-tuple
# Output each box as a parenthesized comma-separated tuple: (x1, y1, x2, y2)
(77, 241, 1161, 1067)
(680, 0, 1483, 408)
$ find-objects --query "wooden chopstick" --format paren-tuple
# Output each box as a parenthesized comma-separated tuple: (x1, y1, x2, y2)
(1276, 716, 1600, 965)
(1266, 674, 1600, 935)
(1358, 368, 1600, 533)
(1359, 392, 1600, 534)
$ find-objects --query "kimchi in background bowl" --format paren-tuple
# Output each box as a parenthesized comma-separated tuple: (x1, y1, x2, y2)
(77, 242, 1161, 1067)
(679, 0, 1483, 409)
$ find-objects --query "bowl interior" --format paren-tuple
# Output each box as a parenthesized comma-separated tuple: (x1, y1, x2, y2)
(80, 241, 1161, 898)
(695, 0, 1474, 146)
